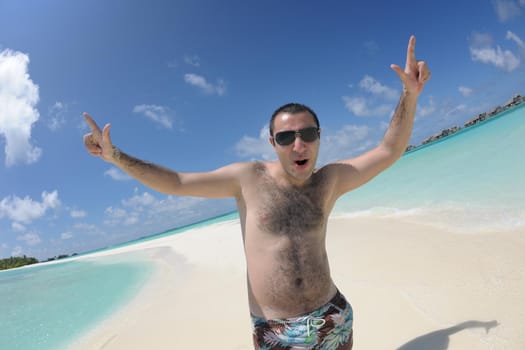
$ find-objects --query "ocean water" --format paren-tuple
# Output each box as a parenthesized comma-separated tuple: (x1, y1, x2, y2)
(0, 212, 239, 350)
(334, 104, 525, 233)
(0, 258, 153, 350)
(1, 106, 523, 349)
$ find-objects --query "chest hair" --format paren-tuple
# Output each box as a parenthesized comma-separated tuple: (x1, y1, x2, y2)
(256, 164, 327, 236)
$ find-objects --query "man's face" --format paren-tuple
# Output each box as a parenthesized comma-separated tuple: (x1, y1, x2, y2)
(270, 111, 320, 185)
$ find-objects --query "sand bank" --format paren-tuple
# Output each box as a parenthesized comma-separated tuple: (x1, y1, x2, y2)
(70, 217, 525, 349)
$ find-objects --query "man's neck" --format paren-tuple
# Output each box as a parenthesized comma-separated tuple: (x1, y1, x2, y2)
(270, 162, 317, 188)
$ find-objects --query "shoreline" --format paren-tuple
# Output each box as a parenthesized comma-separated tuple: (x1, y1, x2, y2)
(406, 94, 525, 153)
(69, 216, 525, 349)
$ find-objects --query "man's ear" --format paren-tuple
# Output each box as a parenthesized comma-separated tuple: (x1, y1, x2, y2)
(269, 137, 276, 147)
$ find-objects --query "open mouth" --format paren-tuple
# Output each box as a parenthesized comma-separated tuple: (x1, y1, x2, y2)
(295, 159, 308, 166)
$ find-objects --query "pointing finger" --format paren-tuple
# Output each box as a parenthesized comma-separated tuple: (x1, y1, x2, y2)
(405, 35, 416, 70)
(83, 113, 102, 135)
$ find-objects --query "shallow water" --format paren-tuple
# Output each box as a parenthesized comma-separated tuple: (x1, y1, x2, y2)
(0, 258, 152, 350)
(335, 105, 525, 233)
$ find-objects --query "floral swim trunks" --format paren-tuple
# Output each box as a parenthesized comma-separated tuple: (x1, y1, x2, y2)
(251, 290, 353, 349)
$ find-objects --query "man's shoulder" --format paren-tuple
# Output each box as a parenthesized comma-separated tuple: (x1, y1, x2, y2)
(314, 162, 343, 178)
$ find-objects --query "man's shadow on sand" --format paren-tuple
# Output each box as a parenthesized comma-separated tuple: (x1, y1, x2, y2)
(396, 320, 499, 350)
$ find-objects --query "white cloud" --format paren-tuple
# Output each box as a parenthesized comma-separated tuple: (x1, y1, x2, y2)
(458, 86, 473, 97)
(48, 101, 67, 131)
(122, 191, 157, 207)
(150, 196, 208, 219)
(342, 96, 393, 117)
(105, 206, 139, 226)
(67, 192, 236, 246)
(358, 75, 399, 100)
(133, 104, 174, 129)
(104, 167, 131, 181)
(506, 30, 525, 51)
(342, 96, 367, 116)
(43, 191, 60, 208)
(0, 49, 42, 166)
(492, 0, 523, 22)
(470, 46, 520, 71)
(417, 98, 479, 121)
(184, 54, 201, 67)
(445, 104, 468, 116)
(470, 32, 494, 47)
(17, 232, 41, 246)
(61, 232, 73, 240)
(104, 189, 221, 229)
(184, 73, 226, 96)
(469, 32, 520, 72)
(415, 96, 438, 119)
(235, 125, 275, 160)
(105, 206, 128, 218)
(11, 222, 26, 232)
(70, 209, 86, 218)
(0, 190, 60, 224)
(320, 124, 375, 164)
(342, 76, 398, 117)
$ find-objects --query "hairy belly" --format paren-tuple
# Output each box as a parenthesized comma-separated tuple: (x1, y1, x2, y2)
(246, 237, 334, 318)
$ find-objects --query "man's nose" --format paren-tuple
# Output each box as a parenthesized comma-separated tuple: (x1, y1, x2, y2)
(292, 133, 306, 151)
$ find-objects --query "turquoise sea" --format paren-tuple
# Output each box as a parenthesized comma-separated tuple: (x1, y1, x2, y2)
(0, 106, 523, 349)
(0, 211, 239, 350)
(0, 258, 153, 350)
(335, 104, 525, 233)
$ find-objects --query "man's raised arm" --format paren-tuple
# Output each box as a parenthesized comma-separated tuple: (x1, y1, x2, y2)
(332, 35, 431, 195)
(83, 113, 242, 198)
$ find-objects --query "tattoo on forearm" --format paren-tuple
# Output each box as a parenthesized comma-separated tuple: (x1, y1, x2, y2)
(388, 95, 407, 131)
(119, 152, 155, 176)
(111, 145, 121, 161)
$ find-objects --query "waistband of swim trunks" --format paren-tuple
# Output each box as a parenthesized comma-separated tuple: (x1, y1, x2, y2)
(251, 289, 349, 324)
(330, 289, 349, 310)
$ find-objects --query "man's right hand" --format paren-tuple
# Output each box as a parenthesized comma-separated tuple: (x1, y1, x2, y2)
(83, 113, 117, 163)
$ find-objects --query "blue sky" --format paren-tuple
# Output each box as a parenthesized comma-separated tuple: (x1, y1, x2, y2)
(1, 0, 524, 260)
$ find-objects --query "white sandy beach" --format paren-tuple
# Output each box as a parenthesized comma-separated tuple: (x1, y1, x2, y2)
(69, 216, 525, 350)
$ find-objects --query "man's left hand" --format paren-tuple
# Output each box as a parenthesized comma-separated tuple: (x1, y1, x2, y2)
(391, 35, 431, 96)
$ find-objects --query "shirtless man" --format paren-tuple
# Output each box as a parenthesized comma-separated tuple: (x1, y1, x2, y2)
(84, 36, 430, 349)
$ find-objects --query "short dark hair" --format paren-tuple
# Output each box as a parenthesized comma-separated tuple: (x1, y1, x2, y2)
(269, 103, 320, 136)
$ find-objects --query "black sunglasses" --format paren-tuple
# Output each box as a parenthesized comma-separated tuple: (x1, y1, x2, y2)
(274, 127, 320, 146)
